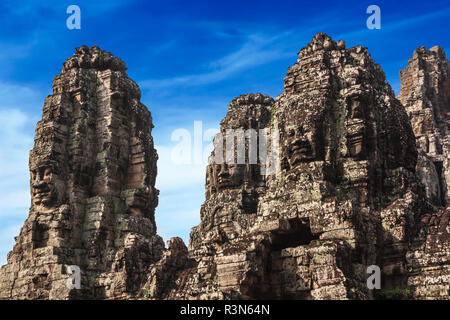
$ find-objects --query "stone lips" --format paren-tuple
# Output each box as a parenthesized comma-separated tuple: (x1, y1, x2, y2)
(0, 35, 449, 300)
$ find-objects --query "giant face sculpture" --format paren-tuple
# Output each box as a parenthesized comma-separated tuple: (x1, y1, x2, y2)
(345, 98, 366, 159)
(128, 187, 152, 216)
(205, 126, 267, 199)
(285, 124, 316, 167)
(281, 108, 325, 172)
(31, 163, 57, 207)
(212, 163, 245, 191)
(206, 160, 264, 201)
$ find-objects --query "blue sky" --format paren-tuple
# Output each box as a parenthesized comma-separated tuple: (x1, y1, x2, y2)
(0, 0, 449, 265)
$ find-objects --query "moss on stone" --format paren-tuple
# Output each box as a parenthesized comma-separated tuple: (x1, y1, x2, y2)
(376, 287, 413, 300)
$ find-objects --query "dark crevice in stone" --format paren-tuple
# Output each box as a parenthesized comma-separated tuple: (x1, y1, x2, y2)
(32, 223, 49, 249)
(270, 218, 319, 251)
(434, 161, 447, 206)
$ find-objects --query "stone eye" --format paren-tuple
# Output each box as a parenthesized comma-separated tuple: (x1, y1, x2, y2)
(298, 127, 305, 135)
(43, 168, 52, 181)
(288, 129, 295, 137)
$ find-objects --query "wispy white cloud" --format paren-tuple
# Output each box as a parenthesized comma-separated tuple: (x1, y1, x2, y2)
(385, 6, 450, 31)
(156, 194, 202, 245)
(209, 33, 287, 69)
(337, 6, 450, 40)
(0, 107, 34, 217)
(141, 32, 295, 89)
(154, 145, 209, 245)
(140, 13, 342, 92)
(0, 82, 42, 107)
(0, 83, 40, 264)
(0, 224, 22, 266)
(155, 145, 210, 192)
(0, 41, 36, 61)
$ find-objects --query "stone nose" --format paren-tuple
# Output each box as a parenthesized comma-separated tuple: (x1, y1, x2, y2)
(218, 165, 229, 177)
(218, 170, 229, 177)
(293, 133, 307, 145)
(32, 178, 46, 189)
(293, 127, 306, 139)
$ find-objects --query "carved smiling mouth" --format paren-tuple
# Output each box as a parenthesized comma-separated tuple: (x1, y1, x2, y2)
(32, 186, 54, 205)
(133, 191, 151, 209)
(290, 140, 313, 159)
(217, 176, 232, 189)
(33, 188, 50, 197)
(348, 134, 363, 143)
(33, 192, 52, 204)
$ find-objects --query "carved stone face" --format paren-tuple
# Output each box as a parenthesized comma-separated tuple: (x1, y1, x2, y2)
(346, 99, 366, 158)
(285, 124, 316, 168)
(212, 163, 245, 191)
(129, 188, 151, 216)
(31, 165, 56, 207)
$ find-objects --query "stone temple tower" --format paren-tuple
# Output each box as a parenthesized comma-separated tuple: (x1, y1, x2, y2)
(150, 33, 449, 300)
(0, 46, 164, 299)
